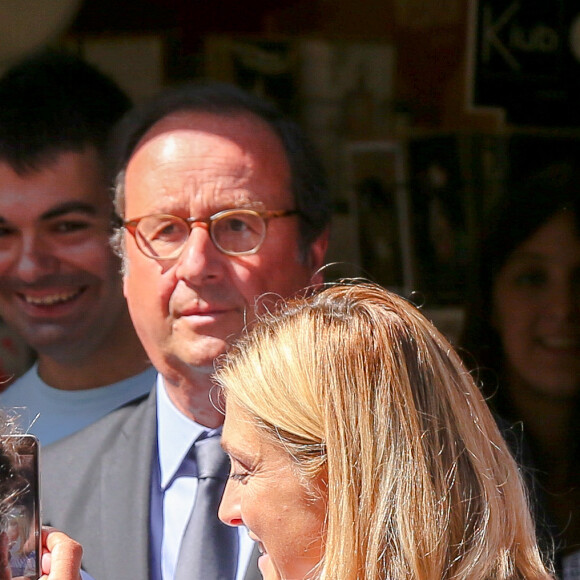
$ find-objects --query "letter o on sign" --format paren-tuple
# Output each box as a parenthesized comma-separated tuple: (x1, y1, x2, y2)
(570, 14, 580, 63)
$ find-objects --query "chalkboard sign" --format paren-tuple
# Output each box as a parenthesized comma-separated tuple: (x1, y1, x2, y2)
(472, 0, 580, 126)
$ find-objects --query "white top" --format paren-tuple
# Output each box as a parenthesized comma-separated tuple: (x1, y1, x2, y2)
(156, 375, 255, 580)
(0, 363, 156, 445)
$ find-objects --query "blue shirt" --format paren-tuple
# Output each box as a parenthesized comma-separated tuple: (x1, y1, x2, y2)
(0, 363, 156, 445)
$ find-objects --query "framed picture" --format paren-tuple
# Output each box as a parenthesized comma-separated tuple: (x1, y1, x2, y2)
(339, 140, 414, 297)
(407, 134, 470, 305)
(204, 36, 298, 115)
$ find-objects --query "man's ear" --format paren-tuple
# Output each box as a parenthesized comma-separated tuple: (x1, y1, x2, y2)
(308, 227, 330, 285)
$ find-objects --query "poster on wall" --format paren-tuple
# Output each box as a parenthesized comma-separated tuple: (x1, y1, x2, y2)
(204, 37, 298, 115)
(407, 135, 470, 306)
(343, 141, 413, 298)
(468, 0, 580, 126)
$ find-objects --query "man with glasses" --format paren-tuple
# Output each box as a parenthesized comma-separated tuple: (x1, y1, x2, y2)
(42, 82, 330, 580)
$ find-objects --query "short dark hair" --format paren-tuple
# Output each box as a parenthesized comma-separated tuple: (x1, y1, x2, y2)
(0, 48, 132, 174)
(111, 81, 330, 256)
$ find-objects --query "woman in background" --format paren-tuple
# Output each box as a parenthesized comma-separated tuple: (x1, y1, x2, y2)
(216, 281, 553, 580)
(461, 162, 580, 572)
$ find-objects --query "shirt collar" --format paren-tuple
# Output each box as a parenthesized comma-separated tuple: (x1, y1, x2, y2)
(155, 374, 221, 489)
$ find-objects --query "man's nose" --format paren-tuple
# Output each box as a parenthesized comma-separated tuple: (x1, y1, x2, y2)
(174, 224, 226, 284)
(218, 479, 243, 528)
(10, 234, 59, 282)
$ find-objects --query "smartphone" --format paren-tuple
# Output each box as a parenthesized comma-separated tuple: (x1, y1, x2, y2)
(0, 434, 41, 580)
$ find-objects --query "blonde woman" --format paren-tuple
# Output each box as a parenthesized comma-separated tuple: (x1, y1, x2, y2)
(216, 281, 554, 580)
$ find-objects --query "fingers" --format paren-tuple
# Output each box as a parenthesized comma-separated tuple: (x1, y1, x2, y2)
(40, 527, 83, 580)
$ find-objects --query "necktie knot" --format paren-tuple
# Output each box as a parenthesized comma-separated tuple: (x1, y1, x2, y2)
(194, 433, 230, 480)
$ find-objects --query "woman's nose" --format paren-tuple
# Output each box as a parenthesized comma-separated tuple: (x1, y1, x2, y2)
(546, 277, 580, 321)
(218, 479, 244, 528)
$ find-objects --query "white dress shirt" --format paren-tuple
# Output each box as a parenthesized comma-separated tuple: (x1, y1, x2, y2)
(156, 375, 254, 580)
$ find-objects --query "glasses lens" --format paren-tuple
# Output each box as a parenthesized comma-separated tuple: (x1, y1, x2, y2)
(136, 215, 189, 259)
(213, 211, 266, 254)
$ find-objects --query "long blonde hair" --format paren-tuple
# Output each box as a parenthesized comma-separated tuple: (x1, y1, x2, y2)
(216, 281, 553, 580)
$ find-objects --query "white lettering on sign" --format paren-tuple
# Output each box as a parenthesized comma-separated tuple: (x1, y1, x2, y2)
(510, 25, 559, 53)
(570, 14, 580, 63)
(482, 2, 560, 70)
(482, 1, 521, 70)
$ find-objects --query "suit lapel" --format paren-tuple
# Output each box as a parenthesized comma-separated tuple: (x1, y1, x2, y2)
(101, 386, 157, 580)
(95, 385, 262, 580)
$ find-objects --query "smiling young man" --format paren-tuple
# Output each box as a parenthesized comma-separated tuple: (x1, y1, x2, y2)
(41, 82, 331, 580)
(0, 50, 155, 444)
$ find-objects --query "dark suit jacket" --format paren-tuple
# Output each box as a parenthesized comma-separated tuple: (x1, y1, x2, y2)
(42, 387, 261, 580)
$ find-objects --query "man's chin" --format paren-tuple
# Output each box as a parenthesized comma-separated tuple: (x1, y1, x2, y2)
(163, 340, 231, 377)
(16, 328, 70, 354)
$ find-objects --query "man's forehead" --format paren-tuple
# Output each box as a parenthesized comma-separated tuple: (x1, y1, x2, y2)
(123, 109, 293, 211)
(134, 109, 280, 152)
(0, 147, 110, 214)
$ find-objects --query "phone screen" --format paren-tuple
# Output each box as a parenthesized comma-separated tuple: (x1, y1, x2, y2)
(0, 434, 41, 580)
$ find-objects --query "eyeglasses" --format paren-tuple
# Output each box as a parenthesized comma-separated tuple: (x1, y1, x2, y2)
(123, 208, 299, 260)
